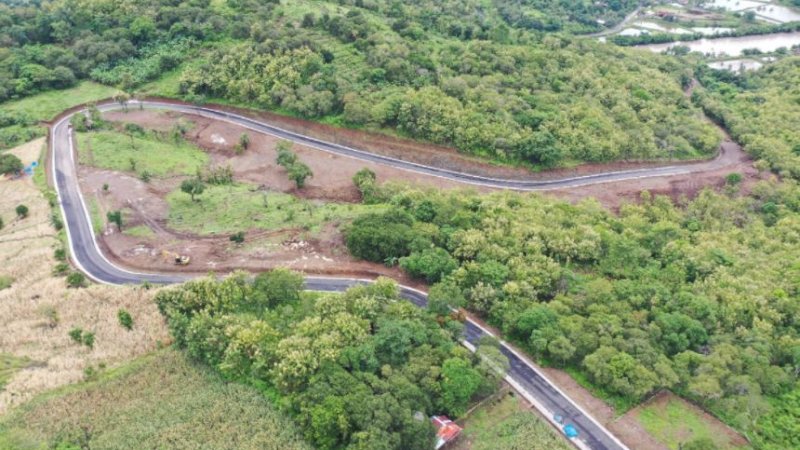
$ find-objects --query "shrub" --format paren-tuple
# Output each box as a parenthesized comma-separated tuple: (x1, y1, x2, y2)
(239, 133, 250, 150)
(53, 262, 70, 276)
(229, 231, 245, 244)
(0, 275, 13, 291)
(140, 170, 152, 182)
(67, 272, 86, 288)
(54, 247, 67, 261)
(50, 212, 64, 230)
(181, 178, 205, 201)
(82, 331, 95, 349)
(287, 162, 313, 188)
(16, 204, 29, 218)
(68, 327, 83, 343)
(0, 153, 23, 175)
(726, 172, 743, 186)
(118, 309, 134, 330)
(353, 168, 380, 203)
(107, 210, 123, 230)
(0, 216, 3, 230)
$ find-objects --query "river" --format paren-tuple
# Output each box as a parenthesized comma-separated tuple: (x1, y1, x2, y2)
(639, 31, 800, 57)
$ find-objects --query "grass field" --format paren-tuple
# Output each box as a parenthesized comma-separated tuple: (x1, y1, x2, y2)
(166, 182, 381, 235)
(123, 225, 155, 238)
(452, 392, 572, 450)
(77, 130, 209, 177)
(0, 349, 310, 450)
(2, 82, 118, 121)
(635, 393, 748, 450)
(1, 82, 119, 150)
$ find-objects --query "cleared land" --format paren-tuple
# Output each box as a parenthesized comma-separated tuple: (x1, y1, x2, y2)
(0, 139, 168, 414)
(0, 349, 309, 450)
(77, 130, 209, 177)
(166, 182, 380, 235)
(452, 391, 572, 450)
(2, 82, 117, 121)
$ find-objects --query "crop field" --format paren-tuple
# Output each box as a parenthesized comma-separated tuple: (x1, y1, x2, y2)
(0, 139, 168, 414)
(0, 349, 309, 450)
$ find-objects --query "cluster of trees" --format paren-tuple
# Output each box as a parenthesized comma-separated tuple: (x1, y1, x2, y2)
(275, 141, 313, 189)
(611, 21, 800, 46)
(2, 0, 720, 167)
(155, 271, 500, 449)
(494, 0, 641, 34)
(694, 57, 800, 182)
(345, 180, 800, 448)
(174, 2, 719, 167)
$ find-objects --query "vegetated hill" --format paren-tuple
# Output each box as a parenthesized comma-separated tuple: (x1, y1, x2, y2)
(345, 179, 800, 449)
(0, 0, 719, 167)
(694, 57, 800, 181)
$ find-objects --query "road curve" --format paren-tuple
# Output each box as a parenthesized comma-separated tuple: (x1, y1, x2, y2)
(50, 102, 636, 450)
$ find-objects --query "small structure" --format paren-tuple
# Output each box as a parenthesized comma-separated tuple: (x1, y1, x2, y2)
(431, 416, 462, 449)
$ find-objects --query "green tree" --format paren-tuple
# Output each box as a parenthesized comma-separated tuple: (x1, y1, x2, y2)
(107, 210, 123, 231)
(399, 248, 458, 283)
(440, 357, 484, 416)
(180, 178, 205, 201)
(252, 269, 304, 309)
(287, 162, 313, 189)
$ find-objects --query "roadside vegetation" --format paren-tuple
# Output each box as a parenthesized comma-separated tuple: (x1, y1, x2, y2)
(0, 349, 309, 450)
(166, 182, 380, 235)
(345, 179, 800, 449)
(155, 272, 505, 449)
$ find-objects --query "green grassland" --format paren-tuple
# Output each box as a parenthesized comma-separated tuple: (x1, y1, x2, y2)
(77, 130, 209, 177)
(166, 182, 382, 235)
(636, 395, 748, 450)
(0, 349, 309, 450)
(1, 82, 119, 150)
(2, 82, 118, 121)
(122, 225, 156, 238)
(453, 393, 571, 450)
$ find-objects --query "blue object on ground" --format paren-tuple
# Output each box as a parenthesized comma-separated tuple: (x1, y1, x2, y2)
(563, 424, 579, 438)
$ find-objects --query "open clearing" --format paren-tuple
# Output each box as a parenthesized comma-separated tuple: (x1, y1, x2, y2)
(2, 82, 118, 121)
(77, 130, 209, 177)
(0, 139, 168, 414)
(0, 349, 309, 450)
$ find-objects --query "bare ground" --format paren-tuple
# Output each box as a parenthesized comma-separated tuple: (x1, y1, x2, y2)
(0, 139, 169, 415)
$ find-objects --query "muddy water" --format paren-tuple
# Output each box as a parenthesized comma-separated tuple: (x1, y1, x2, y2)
(640, 31, 800, 56)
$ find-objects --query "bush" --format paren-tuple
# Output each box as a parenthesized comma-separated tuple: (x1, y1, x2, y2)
(53, 262, 70, 276)
(82, 331, 95, 349)
(50, 212, 64, 230)
(0, 275, 13, 291)
(54, 247, 66, 261)
(118, 309, 134, 330)
(353, 168, 380, 203)
(0, 216, 3, 230)
(16, 204, 29, 218)
(726, 172, 743, 186)
(66, 272, 86, 288)
(230, 231, 245, 244)
(68, 327, 83, 344)
(0, 153, 23, 175)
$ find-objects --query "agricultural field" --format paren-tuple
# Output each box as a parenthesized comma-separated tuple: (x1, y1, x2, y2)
(452, 392, 572, 450)
(0, 139, 168, 414)
(0, 349, 309, 450)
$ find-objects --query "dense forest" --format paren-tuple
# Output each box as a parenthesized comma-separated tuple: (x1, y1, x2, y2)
(694, 58, 800, 182)
(0, 0, 720, 166)
(155, 271, 504, 450)
(346, 179, 800, 449)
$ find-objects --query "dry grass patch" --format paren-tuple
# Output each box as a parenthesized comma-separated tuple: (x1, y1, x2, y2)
(0, 139, 169, 415)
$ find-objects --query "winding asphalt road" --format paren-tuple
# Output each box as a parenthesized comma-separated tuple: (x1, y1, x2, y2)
(51, 100, 730, 450)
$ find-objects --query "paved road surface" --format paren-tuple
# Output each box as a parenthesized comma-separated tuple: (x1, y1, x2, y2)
(49, 102, 652, 450)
